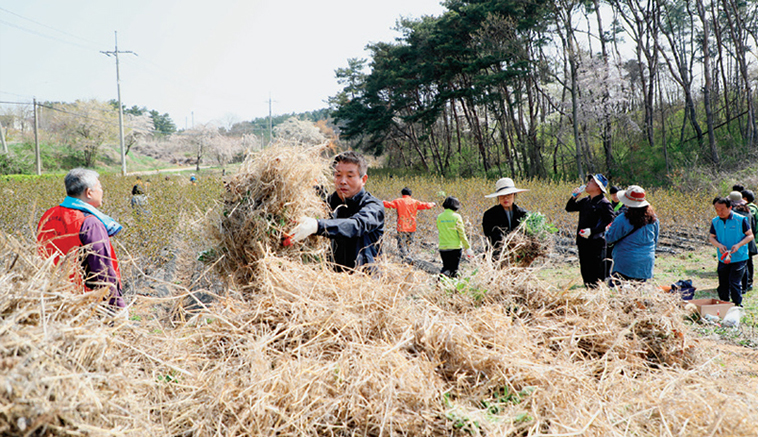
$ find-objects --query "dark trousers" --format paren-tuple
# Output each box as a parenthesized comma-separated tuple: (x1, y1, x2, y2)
(577, 238, 607, 287)
(718, 260, 746, 306)
(439, 249, 462, 278)
(742, 255, 754, 292)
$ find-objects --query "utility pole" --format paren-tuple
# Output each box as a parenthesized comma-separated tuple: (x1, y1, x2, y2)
(0, 121, 7, 154)
(33, 98, 41, 175)
(101, 31, 135, 176)
(267, 94, 273, 147)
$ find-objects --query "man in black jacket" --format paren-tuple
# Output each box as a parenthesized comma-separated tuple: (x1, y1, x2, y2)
(566, 174, 614, 287)
(290, 151, 384, 272)
(482, 178, 529, 261)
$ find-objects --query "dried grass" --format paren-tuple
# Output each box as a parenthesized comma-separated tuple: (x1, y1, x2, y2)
(499, 231, 553, 267)
(3, 226, 758, 435)
(209, 142, 331, 288)
(2, 145, 758, 436)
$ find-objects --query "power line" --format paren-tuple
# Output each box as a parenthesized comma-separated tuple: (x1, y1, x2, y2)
(0, 6, 100, 49)
(0, 18, 98, 52)
(0, 8, 270, 125)
(0, 8, 266, 124)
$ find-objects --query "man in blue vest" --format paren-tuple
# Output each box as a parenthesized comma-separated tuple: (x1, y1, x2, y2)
(709, 196, 753, 306)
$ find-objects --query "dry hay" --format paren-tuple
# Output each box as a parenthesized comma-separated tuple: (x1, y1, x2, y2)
(498, 231, 551, 267)
(494, 219, 554, 268)
(3, 223, 758, 436)
(209, 142, 331, 288)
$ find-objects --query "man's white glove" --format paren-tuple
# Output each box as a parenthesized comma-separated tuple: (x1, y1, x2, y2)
(291, 217, 318, 242)
(464, 248, 474, 258)
(578, 228, 591, 239)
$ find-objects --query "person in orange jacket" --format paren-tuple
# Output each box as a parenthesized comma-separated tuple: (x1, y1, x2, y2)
(383, 187, 436, 261)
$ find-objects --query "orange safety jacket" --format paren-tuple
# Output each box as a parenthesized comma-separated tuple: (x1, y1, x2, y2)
(383, 195, 435, 233)
(37, 206, 121, 292)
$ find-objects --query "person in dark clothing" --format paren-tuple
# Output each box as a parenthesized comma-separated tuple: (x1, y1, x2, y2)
(730, 191, 757, 293)
(566, 174, 614, 287)
(605, 185, 627, 276)
(290, 151, 384, 272)
(482, 178, 529, 262)
(609, 185, 628, 217)
(743, 189, 758, 292)
(130, 177, 149, 215)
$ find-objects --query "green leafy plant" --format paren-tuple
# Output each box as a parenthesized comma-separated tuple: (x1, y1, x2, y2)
(439, 269, 486, 301)
(520, 212, 558, 239)
(157, 371, 179, 383)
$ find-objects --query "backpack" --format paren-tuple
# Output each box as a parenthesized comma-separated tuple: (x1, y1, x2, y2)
(748, 203, 758, 240)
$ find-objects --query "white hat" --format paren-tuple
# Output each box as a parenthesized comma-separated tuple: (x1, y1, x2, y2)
(618, 185, 650, 208)
(484, 178, 529, 198)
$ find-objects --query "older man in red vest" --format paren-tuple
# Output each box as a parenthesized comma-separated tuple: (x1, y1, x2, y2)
(37, 168, 125, 310)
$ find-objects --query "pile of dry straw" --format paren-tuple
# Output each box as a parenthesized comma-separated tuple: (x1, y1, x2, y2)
(209, 142, 331, 287)
(2, 144, 758, 436)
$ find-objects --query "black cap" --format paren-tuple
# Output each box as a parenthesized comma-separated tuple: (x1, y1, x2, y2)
(743, 189, 755, 203)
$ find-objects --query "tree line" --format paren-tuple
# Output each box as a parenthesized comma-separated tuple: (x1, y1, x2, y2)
(329, 0, 758, 184)
(0, 98, 338, 174)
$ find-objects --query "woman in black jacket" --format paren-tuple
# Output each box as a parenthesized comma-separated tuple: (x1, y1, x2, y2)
(566, 174, 614, 287)
(482, 178, 529, 261)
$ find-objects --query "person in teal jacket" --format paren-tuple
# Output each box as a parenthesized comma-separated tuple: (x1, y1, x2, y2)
(710, 196, 753, 306)
(436, 196, 473, 278)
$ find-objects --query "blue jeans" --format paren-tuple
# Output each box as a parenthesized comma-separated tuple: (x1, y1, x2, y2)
(717, 260, 746, 306)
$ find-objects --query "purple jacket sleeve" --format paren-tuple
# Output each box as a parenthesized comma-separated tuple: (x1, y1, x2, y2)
(79, 215, 125, 308)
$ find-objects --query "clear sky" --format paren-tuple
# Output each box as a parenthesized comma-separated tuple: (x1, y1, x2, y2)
(0, 0, 446, 128)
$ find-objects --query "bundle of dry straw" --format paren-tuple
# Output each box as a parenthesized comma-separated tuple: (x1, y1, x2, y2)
(498, 212, 555, 267)
(209, 142, 331, 287)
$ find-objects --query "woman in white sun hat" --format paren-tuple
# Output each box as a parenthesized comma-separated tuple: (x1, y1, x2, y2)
(605, 185, 659, 284)
(482, 178, 529, 261)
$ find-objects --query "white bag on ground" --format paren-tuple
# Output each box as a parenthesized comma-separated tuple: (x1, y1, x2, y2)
(722, 306, 744, 328)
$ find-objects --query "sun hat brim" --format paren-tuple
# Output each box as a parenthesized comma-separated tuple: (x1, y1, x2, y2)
(485, 187, 529, 198)
(588, 174, 608, 193)
(618, 189, 649, 208)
